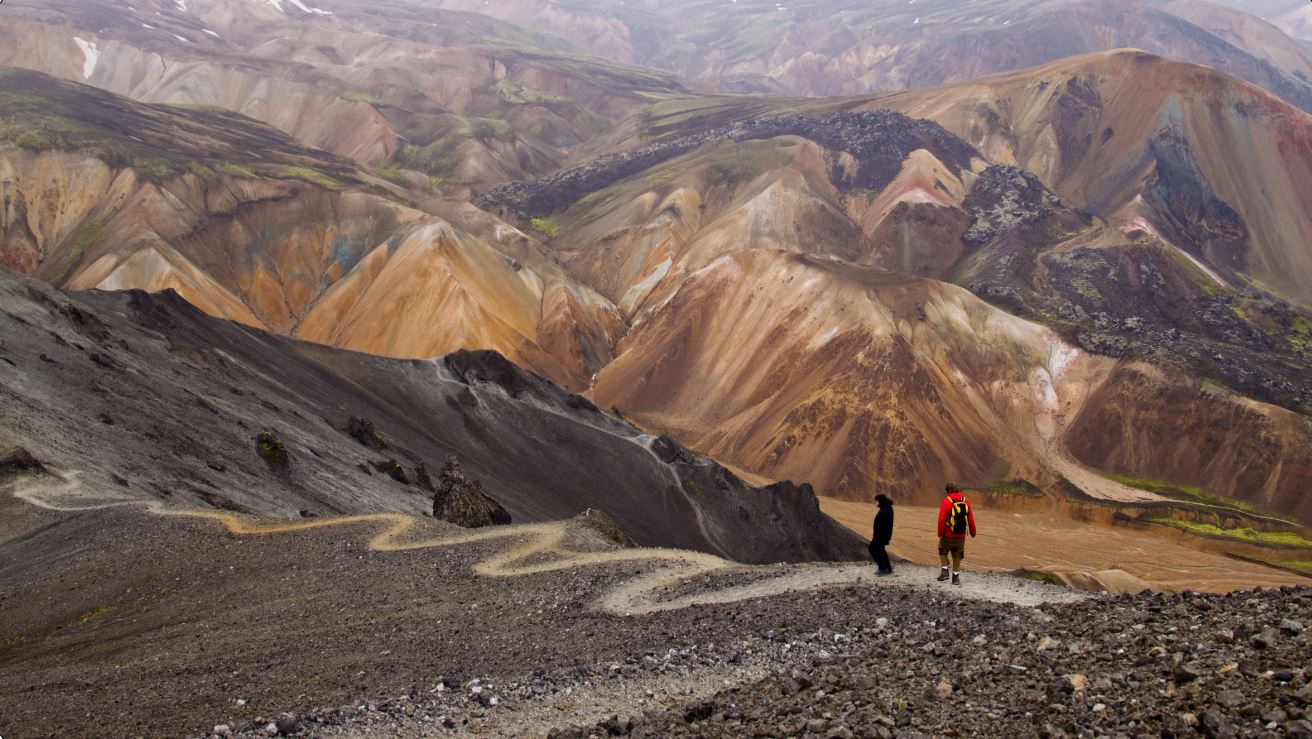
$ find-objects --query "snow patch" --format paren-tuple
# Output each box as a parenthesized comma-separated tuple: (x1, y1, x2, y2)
(266, 0, 333, 15)
(73, 37, 100, 80)
(202, 29, 219, 37)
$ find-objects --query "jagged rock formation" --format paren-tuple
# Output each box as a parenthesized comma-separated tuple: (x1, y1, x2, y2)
(431, 456, 512, 528)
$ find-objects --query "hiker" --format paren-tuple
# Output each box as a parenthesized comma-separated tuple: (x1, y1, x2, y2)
(936, 483, 976, 585)
(869, 494, 895, 575)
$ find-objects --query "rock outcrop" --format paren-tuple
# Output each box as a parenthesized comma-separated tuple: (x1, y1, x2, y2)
(431, 457, 512, 528)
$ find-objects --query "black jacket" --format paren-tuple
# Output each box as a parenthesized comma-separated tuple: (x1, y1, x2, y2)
(872, 501, 894, 546)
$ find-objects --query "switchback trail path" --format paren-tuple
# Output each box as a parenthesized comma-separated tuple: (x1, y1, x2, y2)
(11, 469, 1085, 615)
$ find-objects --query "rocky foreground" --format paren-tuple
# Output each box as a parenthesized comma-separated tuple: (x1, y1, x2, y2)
(554, 587, 1312, 739)
(203, 583, 1312, 738)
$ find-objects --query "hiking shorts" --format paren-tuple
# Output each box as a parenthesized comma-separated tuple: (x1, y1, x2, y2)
(938, 536, 966, 559)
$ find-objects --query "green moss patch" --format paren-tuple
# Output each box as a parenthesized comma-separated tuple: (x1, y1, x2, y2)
(1151, 519, 1312, 549)
(1110, 474, 1257, 514)
(980, 478, 1046, 498)
(530, 216, 564, 238)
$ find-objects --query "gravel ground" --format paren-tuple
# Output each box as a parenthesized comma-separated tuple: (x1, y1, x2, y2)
(1, 489, 1074, 739)
(6, 473, 1308, 739)
(559, 588, 1312, 739)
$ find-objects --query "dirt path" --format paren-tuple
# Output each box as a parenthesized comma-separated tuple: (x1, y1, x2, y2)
(820, 497, 1309, 593)
(11, 471, 1084, 616)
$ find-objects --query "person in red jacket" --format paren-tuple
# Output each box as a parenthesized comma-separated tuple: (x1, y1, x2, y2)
(936, 483, 976, 585)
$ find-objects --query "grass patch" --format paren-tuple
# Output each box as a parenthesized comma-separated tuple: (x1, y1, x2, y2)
(980, 478, 1045, 498)
(273, 166, 346, 190)
(1281, 559, 1312, 576)
(75, 605, 115, 625)
(48, 217, 107, 286)
(1110, 474, 1257, 513)
(530, 216, 564, 238)
(0, 67, 369, 195)
(375, 161, 411, 187)
(338, 90, 382, 105)
(1151, 519, 1312, 549)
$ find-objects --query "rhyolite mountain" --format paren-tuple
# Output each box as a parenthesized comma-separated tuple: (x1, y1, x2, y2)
(1, 2, 1310, 524)
(0, 67, 622, 391)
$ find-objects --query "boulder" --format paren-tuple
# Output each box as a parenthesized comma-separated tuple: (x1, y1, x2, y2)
(432, 457, 511, 528)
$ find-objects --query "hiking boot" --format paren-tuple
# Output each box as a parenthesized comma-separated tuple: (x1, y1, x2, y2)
(876, 569, 894, 576)
(936, 569, 949, 582)
(951, 573, 961, 586)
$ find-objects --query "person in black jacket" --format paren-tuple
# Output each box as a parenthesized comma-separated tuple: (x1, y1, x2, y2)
(869, 494, 895, 575)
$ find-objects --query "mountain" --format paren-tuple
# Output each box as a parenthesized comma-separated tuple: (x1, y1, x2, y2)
(0, 67, 622, 390)
(482, 98, 1312, 522)
(0, 0, 686, 193)
(0, 265, 862, 562)
(3, 2, 1310, 523)
(1207, 0, 1312, 44)
(484, 54, 1312, 521)
(434, 0, 1312, 112)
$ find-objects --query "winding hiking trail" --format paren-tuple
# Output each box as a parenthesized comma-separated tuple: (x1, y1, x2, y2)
(9, 469, 1085, 616)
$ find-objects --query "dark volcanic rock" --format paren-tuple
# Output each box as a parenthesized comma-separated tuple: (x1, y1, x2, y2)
(370, 458, 409, 485)
(488, 109, 977, 216)
(962, 165, 1068, 248)
(573, 508, 637, 548)
(414, 461, 435, 493)
(345, 416, 386, 449)
(443, 349, 552, 400)
(431, 456, 511, 528)
(0, 447, 45, 476)
(254, 431, 289, 472)
(957, 164, 1312, 416)
(1143, 127, 1249, 273)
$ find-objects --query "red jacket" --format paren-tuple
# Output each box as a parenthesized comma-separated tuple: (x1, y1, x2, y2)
(937, 492, 977, 539)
